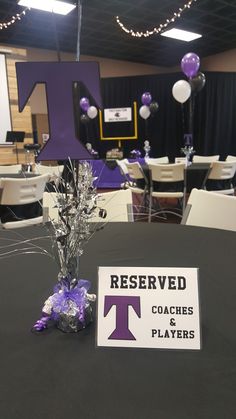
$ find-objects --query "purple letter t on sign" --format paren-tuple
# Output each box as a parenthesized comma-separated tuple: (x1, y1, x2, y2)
(15, 62, 102, 161)
(104, 295, 141, 340)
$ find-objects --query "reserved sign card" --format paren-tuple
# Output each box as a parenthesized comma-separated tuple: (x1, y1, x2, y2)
(97, 267, 201, 350)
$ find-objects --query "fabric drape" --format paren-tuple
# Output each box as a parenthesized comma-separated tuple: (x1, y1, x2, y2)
(79, 71, 236, 160)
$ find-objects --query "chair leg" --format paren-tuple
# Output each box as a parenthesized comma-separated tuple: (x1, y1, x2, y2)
(132, 192, 148, 220)
(141, 192, 146, 210)
(177, 198, 184, 215)
(148, 192, 152, 222)
(150, 197, 182, 220)
(183, 187, 187, 212)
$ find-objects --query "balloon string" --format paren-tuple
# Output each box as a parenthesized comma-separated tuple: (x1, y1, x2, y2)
(189, 94, 194, 138)
(145, 119, 148, 140)
(181, 103, 185, 144)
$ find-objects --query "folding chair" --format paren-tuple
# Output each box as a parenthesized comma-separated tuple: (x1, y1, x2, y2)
(182, 188, 236, 231)
(0, 174, 49, 228)
(147, 162, 186, 222)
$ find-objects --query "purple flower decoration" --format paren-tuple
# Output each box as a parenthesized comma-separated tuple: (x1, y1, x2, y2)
(54, 279, 89, 317)
(33, 278, 93, 332)
(130, 149, 142, 159)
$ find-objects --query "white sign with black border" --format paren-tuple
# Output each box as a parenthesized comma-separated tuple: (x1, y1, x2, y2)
(104, 107, 132, 122)
(97, 266, 201, 350)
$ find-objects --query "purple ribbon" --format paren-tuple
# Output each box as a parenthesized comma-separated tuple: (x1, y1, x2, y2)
(51, 279, 91, 322)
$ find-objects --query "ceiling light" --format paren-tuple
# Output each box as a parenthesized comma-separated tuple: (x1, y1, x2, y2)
(18, 0, 76, 15)
(161, 28, 202, 42)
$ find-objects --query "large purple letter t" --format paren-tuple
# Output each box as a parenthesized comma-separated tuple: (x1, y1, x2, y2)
(104, 295, 141, 340)
(16, 61, 102, 161)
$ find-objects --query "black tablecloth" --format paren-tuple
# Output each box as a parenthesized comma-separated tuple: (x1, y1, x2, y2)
(0, 222, 235, 419)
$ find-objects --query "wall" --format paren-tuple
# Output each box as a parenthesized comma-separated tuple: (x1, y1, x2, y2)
(1, 42, 236, 154)
(201, 48, 236, 72)
(5, 42, 236, 118)
(1, 43, 166, 119)
(0, 43, 166, 155)
(27, 46, 236, 115)
(159, 48, 236, 74)
(26, 47, 167, 77)
(26, 46, 167, 114)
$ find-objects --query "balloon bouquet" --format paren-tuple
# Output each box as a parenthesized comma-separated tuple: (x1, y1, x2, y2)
(80, 97, 98, 122)
(139, 92, 159, 157)
(80, 97, 99, 156)
(172, 53, 206, 165)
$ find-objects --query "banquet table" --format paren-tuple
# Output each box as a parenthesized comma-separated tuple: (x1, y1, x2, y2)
(87, 159, 211, 191)
(0, 222, 235, 419)
(88, 159, 124, 189)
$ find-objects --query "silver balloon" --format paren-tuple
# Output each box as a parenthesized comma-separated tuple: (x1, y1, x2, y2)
(87, 105, 98, 119)
(172, 80, 191, 104)
(139, 105, 151, 120)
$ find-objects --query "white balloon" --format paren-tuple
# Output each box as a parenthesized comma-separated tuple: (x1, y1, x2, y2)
(139, 105, 151, 120)
(87, 106, 98, 119)
(172, 80, 191, 104)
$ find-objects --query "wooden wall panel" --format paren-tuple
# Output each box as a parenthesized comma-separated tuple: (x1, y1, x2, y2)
(0, 46, 33, 164)
(0, 145, 26, 165)
(34, 114, 49, 146)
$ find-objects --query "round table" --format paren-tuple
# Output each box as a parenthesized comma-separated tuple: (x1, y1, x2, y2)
(0, 222, 235, 419)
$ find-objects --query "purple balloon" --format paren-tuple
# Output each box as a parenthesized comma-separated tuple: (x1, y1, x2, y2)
(141, 92, 152, 106)
(80, 97, 90, 112)
(181, 53, 200, 79)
